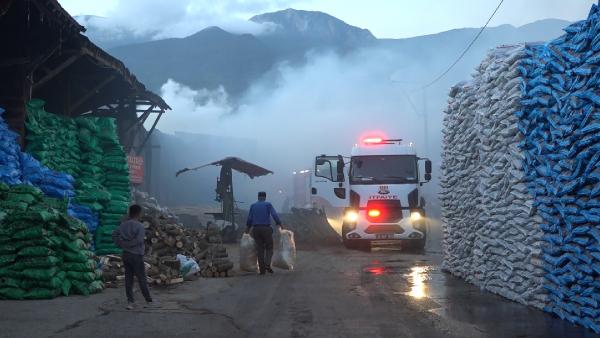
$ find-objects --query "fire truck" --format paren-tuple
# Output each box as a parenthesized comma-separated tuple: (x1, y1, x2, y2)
(311, 136, 431, 250)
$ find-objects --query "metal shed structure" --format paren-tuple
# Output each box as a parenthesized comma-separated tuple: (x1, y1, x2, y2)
(0, 0, 170, 152)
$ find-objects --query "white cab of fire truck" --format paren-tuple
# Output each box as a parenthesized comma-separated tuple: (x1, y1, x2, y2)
(311, 137, 432, 250)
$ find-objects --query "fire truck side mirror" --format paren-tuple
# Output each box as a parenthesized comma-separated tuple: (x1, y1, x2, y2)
(336, 157, 345, 182)
(425, 160, 432, 174)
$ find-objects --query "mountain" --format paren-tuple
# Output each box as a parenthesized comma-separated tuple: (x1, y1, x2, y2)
(249, 8, 376, 64)
(379, 19, 570, 87)
(108, 9, 379, 94)
(251, 8, 375, 46)
(103, 10, 569, 97)
(380, 19, 569, 58)
(110, 27, 275, 97)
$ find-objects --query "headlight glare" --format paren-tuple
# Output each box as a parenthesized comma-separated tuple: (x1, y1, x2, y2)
(345, 210, 359, 222)
(410, 211, 422, 222)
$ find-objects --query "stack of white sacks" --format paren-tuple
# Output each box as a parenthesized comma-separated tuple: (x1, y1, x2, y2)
(441, 44, 547, 309)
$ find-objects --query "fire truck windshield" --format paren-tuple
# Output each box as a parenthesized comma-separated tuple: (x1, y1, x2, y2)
(350, 155, 418, 184)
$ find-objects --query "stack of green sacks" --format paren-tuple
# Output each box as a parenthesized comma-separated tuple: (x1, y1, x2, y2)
(25, 100, 81, 176)
(23, 100, 132, 256)
(73, 117, 112, 214)
(94, 118, 130, 255)
(0, 183, 103, 299)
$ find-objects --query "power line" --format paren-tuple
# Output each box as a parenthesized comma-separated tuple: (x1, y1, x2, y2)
(422, 0, 505, 89)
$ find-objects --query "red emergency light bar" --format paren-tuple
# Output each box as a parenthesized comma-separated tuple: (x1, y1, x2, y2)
(362, 137, 403, 145)
(363, 137, 383, 144)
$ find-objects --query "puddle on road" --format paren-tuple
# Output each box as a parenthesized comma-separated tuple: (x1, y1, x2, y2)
(363, 261, 436, 300)
(361, 260, 594, 337)
(404, 266, 432, 299)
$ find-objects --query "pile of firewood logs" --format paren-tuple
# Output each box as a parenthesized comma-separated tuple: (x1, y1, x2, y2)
(100, 190, 234, 285)
(199, 246, 234, 277)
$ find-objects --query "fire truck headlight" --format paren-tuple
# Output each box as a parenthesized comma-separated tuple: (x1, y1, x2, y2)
(410, 211, 422, 222)
(345, 210, 359, 223)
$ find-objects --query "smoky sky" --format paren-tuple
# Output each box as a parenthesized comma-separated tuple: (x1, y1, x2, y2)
(72, 0, 301, 39)
(54, 0, 590, 212)
(60, 0, 595, 39)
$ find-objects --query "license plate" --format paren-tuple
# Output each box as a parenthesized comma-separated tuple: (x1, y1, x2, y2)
(375, 234, 394, 239)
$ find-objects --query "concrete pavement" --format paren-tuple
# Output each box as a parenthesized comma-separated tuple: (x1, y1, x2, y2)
(0, 244, 597, 338)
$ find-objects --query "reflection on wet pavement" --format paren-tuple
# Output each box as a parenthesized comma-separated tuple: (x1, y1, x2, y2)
(364, 261, 434, 299)
(406, 266, 430, 299)
(361, 253, 598, 338)
(365, 266, 387, 276)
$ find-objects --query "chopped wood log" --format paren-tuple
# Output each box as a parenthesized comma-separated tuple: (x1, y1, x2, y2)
(167, 278, 184, 285)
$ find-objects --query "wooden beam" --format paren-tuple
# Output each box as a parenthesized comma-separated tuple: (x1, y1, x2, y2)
(33, 53, 81, 90)
(137, 110, 163, 155)
(125, 104, 154, 133)
(69, 75, 116, 115)
(81, 46, 135, 86)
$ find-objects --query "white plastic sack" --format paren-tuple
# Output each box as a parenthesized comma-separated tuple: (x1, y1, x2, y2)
(272, 229, 296, 270)
(176, 254, 200, 277)
(239, 233, 258, 272)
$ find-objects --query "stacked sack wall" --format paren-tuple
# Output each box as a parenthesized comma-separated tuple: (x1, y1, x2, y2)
(441, 45, 547, 309)
(0, 108, 22, 185)
(443, 3, 600, 332)
(24, 100, 130, 255)
(517, 4, 600, 330)
(0, 183, 103, 299)
(0, 108, 98, 235)
(0, 108, 104, 299)
(441, 81, 481, 283)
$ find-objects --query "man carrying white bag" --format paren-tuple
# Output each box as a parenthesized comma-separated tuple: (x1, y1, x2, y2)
(243, 191, 284, 275)
(240, 228, 296, 272)
(240, 191, 297, 274)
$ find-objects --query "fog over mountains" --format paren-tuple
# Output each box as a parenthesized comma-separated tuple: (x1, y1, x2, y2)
(76, 9, 570, 209)
(80, 9, 568, 98)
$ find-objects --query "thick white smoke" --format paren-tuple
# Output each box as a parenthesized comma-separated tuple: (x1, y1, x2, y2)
(154, 47, 435, 214)
(158, 48, 429, 168)
(158, 80, 231, 133)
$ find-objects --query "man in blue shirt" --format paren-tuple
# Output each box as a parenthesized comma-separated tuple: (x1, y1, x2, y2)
(246, 191, 283, 274)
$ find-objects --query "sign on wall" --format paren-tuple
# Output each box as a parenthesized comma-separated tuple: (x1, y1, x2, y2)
(127, 154, 144, 184)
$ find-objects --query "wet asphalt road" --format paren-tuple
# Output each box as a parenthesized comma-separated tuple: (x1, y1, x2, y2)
(1, 244, 598, 338)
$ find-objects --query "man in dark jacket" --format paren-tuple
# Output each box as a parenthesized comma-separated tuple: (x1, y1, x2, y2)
(246, 191, 283, 274)
(113, 204, 157, 309)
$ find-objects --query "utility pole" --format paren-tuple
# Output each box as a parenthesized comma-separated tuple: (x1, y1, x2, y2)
(391, 80, 428, 156)
(423, 87, 428, 157)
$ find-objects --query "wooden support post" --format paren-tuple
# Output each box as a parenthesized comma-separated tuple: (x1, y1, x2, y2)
(137, 110, 163, 155)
